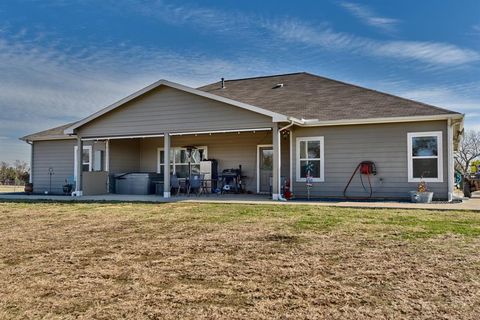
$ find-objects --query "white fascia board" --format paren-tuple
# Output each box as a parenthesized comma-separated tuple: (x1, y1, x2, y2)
(298, 114, 464, 127)
(64, 80, 288, 135)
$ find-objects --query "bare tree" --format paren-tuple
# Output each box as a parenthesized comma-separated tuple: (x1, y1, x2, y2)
(455, 129, 480, 174)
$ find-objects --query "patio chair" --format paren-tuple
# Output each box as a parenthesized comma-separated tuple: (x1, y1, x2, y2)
(170, 175, 181, 196)
(188, 174, 203, 196)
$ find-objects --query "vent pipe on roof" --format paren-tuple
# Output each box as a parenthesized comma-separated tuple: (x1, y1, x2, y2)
(221, 77, 225, 89)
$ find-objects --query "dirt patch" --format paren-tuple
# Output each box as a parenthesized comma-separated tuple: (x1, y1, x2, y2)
(0, 202, 479, 319)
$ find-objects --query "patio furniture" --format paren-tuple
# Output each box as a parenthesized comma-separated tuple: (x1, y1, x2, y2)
(170, 175, 181, 196)
(187, 174, 203, 196)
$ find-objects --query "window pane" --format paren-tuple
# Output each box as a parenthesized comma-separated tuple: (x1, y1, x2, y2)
(191, 164, 200, 174)
(307, 140, 320, 159)
(412, 136, 438, 156)
(82, 149, 89, 163)
(261, 149, 273, 170)
(160, 151, 164, 164)
(192, 149, 204, 163)
(175, 165, 189, 178)
(175, 149, 188, 164)
(413, 158, 438, 178)
(82, 164, 89, 172)
(300, 160, 321, 178)
(300, 141, 306, 158)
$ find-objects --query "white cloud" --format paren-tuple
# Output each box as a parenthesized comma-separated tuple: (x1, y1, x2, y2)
(340, 2, 399, 32)
(0, 28, 276, 163)
(265, 19, 480, 66)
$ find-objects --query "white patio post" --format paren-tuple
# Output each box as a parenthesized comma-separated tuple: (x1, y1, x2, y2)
(76, 136, 83, 196)
(163, 133, 171, 198)
(272, 123, 280, 200)
(447, 118, 454, 201)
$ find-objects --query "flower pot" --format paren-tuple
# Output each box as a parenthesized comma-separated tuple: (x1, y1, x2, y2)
(63, 184, 73, 194)
(24, 183, 33, 194)
(410, 191, 434, 203)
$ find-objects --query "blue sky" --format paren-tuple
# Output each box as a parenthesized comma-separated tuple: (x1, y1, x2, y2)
(0, 0, 479, 164)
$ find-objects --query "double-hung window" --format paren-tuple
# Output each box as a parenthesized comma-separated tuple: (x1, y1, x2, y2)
(407, 131, 443, 182)
(296, 136, 324, 182)
(157, 147, 207, 178)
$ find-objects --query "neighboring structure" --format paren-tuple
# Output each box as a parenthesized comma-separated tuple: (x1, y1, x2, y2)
(21, 72, 464, 200)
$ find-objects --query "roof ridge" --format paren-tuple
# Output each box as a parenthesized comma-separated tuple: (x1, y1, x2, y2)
(222, 71, 307, 83)
(301, 72, 460, 115)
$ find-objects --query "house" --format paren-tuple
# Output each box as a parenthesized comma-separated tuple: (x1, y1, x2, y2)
(20, 72, 464, 200)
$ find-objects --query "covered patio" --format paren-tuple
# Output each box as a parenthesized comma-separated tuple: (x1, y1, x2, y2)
(76, 126, 291, 199)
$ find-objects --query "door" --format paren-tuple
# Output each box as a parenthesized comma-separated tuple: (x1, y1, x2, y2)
(258, 146, 273, 193)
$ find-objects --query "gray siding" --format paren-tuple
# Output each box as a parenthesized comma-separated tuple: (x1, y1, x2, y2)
(32, 140, 104, 194)
(109, 139, 140, 173)
(77, 86, 273, 137)
(291, 121, 448, 199)
(32, 140, 76, 194)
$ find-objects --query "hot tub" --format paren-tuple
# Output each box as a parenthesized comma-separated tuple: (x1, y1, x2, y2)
(113, 172, 163, 195)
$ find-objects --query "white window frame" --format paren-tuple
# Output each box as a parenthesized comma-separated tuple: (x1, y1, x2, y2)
(74, 145, 92, 180)
(296, 136, 325, 182)
(157, 146, 208, 174)
(407, 131, 443, 183)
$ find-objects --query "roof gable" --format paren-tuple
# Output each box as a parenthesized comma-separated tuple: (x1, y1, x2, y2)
(64, 80, 287, 135)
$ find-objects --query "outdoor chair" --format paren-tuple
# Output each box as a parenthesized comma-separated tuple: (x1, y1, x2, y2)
(170, 175, 181, 196)
(188, 174, 203, 196)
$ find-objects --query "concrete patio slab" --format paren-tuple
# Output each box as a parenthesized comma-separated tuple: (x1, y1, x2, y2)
(0, 192, 479, 211)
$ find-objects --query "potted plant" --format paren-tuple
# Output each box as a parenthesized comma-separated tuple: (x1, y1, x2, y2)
(24, 183, 33, 194)
(62, 179, 73, 195)
(410, 176, 434, 203)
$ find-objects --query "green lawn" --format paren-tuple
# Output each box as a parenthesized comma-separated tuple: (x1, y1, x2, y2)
(0, 202, 479, 319)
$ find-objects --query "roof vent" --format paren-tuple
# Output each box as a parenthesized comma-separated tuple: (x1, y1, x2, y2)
(221, 77, 225, 89)
(273, 83, 284, 89)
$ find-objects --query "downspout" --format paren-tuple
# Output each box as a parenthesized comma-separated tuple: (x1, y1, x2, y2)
(26, 140, 33, 183)
(277, 120, 295, 201)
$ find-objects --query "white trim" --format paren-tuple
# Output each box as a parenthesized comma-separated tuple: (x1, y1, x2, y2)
(289, 131, 293, 193)
(157, 146, 208, 175)
(297, 114, 464, 127)
(80, 128, 272, 141)
(82, 134, 165, 141)
(74, 145, 92, 180)
(407, 131, 443, 183)
(447, 120, 454, 201)
(256, 144, 273, 194)
(105, 140, 110, 172)
(170, 127, 272, 136)
(295, 136, 325, 182)
(64, 80, 287, 134)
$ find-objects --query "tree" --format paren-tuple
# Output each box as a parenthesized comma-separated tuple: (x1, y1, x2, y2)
(0, 161, 30, 185)
(455, 129, 480, 175)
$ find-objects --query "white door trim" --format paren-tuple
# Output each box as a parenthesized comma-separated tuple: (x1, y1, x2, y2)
(257, 144, 273, 194)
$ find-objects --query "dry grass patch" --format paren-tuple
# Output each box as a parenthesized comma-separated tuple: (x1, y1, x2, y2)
(0, 202, 479, 319)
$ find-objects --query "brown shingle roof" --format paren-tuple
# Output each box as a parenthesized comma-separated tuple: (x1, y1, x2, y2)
(20, 122, 76, 141)
(198, 72, 459, 121)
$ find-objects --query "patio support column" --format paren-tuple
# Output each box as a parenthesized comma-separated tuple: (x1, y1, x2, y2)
(163, 132, 171, 198)
(272, 123, 280, 200)
(75, 136, 83, 196)
(447, 118, 454, 201)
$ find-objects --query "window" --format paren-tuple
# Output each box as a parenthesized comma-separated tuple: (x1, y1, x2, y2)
(157, 147, 207, 178)
(296, 137, 324, 182)
(73, 145, 92, 180)
(407, 131, 443, 182)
